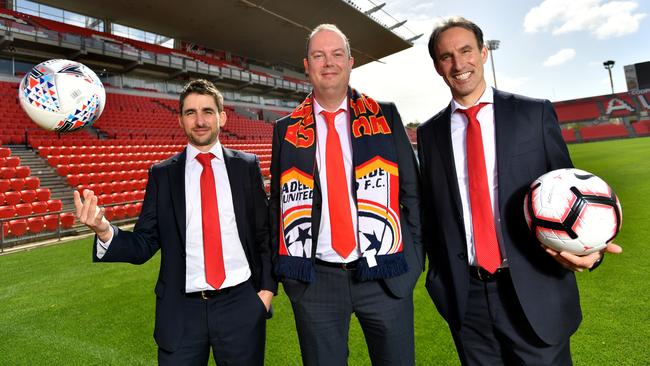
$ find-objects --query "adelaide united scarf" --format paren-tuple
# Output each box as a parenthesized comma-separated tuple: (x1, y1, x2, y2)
(276, 88, 407, 282)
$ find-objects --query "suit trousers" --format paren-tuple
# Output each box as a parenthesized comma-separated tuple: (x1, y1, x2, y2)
(450, 270, 572, 366)
(158, 281, 267, 366)
(290, 262, 415, 366)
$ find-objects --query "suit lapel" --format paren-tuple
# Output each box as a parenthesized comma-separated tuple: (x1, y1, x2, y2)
(223, 147, 248, 247)
(435, 105, 464, 219)
(169, 148, 187, 251)
(493, 90, 517, 210)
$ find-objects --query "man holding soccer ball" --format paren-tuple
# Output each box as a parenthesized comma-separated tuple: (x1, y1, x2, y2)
(417, 16, 622, 365)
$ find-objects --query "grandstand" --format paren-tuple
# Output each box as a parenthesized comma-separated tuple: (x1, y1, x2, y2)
(553, 90, 650, 143)
(0, 0, 416, 250)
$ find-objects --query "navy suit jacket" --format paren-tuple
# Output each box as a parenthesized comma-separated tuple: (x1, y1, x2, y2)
(93, 146, 277, 352)
(417, 90, 580, 345)
(270, 101, 424, 301)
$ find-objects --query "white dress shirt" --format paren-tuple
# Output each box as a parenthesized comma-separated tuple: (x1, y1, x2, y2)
(450, 87, 507, 267)
(97, 141, 251, 291)
(313, 98, 360, 263)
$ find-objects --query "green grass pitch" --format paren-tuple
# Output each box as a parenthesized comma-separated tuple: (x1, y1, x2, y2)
(1, 137, 648, 365)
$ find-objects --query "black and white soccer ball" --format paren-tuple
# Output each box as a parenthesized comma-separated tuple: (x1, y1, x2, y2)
(524, 168, 622, 255)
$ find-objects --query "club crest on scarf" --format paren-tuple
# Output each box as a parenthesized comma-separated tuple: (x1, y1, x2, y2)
(279, 168, 314, 258)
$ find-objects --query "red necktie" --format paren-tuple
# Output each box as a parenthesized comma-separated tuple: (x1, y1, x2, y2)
(459, 103, 502, 273)
(196, 153, 226, 288)
(321, 109, 356, 259)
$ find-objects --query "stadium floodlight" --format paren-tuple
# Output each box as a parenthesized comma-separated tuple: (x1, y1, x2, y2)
(603, 60, 615, 94)
(486, 40, 500, 89)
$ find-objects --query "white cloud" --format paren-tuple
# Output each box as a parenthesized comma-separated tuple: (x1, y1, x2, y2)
(524, 0, 647, 39)
(543, 48, 577, 66)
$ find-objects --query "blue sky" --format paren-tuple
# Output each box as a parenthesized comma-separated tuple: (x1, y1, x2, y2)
(349, 0, 650, 124)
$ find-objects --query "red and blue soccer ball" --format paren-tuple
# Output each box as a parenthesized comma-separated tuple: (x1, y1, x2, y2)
(18, 59, 105, 132)
(524, 168, 622, 255)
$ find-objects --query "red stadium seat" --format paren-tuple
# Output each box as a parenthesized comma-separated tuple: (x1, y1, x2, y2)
(15, 203, 33, 217)
(36, 188, 51, 202)
(3, 221, 8, 238)
(67, 175, 80, 186)
(47, 199, 63, 212)
(60, 212, 75, 229)
(10, 178, 25, 191)
(5, 191, 21, 205)
(15, 166, 30, 178)
(0, 192, 4, 205)
(0, 147, 10, 158)
(0, 205, 16, 219)
(125, 203, 138, 217)
(56, 165, 70, 175)
(98, 194, 113, 205)
(112, 205, 126, 219)
(24, 176, 40, 190)
(20, 190, 37, 203)
(0, 179, 10, 193)
(32, 201, 49, 214)
(103, 206, 115, 221)
(28, 217, 45, 233)
(44, 214, 60, 231)
(0, 167, 15, 179)
(5, 156, 20, 167)
(9, 219, 28, 237)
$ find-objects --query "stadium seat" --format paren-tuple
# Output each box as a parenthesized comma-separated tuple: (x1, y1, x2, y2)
(24, 176, 40, 189)
(44, 214, 60, 231)
(60, 212, 75, 229)
(15, 166, 30, 178)
(3, 221, 8, 238)
(0, 179, 10, 192)
(10, 178, 25, 191)
(36, 188, 51, 202)
(20, 189, 37, 203)
(0, 147, 10, 158)
(0, 167, 15, 179)
(125, 203, 138, 217)
(15, 203, 33, 217)
(0, 192, 4, 205)
(5, 191, 21, 205)
(9, 219, 28, 237)
(0, 205, 16, 219)
(47, 199, 63, 212)
(112, 205, 126, 219)
(28, 217, 45, 233)
(31, 201, 49, 214)
(5, 156, 20, 167)
(103, 206, 115, 221)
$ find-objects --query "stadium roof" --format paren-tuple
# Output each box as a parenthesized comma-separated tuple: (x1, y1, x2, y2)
(35, 0, 413, 70)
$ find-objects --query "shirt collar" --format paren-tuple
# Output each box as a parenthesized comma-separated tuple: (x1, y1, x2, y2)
(186, 141, 223, 163)
(451, 86, 494, 114)
(313, 95, 349, 116)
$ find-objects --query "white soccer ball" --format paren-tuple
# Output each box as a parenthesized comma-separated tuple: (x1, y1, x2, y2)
(18, 59, 105, 132)
(523, 168, 622, 255)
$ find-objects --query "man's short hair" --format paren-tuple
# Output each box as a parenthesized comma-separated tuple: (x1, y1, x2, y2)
(427, 16, 484, 61)
(305, 23, 352, 58)
(179, 79, 224, 113)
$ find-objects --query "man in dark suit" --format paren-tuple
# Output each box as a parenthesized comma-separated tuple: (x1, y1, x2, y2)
(269, 24, 423, 365)
(417, 17, 622, 365)
(74, 79, 276, 365)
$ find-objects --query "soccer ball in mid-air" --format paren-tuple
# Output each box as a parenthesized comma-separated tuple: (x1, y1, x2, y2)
(523, 168, 622, 255)
(18, 59, 105, 132)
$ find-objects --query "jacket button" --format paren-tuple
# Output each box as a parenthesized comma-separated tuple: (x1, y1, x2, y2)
(457, 253, 467, 260)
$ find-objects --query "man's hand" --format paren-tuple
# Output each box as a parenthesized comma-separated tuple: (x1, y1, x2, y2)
(257, 289, 273, 311)
(544, 243, 623, 272)
(74, 189, 112, 242)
